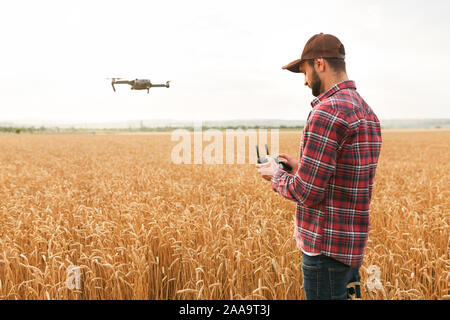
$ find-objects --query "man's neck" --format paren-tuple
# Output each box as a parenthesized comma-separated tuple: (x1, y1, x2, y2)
(321, 73, 349, 94)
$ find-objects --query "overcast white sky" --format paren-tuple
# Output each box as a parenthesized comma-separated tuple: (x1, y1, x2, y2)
(0, 0, 449, 124)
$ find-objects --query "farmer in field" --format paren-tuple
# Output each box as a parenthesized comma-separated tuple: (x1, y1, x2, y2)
(256, 33, 382, 300)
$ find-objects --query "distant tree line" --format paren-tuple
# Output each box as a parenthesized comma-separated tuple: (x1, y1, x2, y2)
(0, 125, 304, 134)
(0, 126, 48, 134)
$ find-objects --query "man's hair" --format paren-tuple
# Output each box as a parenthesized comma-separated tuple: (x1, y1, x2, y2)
(307, 44, 346, 73)
(307, 58, 346, 73)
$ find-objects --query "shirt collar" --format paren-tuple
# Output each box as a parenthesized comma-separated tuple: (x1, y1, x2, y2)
(311, 80, 356, 108)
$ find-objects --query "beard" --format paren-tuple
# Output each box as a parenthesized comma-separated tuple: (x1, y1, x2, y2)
(310, 68, 322, 97)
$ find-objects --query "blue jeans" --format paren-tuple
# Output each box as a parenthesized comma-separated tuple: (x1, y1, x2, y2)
(301, 253, 361, 300)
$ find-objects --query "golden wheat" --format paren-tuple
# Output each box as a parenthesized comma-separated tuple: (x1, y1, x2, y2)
(0, 130, 448, 299)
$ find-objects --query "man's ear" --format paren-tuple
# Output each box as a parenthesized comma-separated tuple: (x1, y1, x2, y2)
(314, 58, 326, 73)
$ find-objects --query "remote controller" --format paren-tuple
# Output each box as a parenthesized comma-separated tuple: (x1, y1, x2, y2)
(256, 144, 293, 172)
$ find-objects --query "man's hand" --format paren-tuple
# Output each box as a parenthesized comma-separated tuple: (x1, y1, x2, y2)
(255, 157, 278, 181)
(278, 153, 299, 175)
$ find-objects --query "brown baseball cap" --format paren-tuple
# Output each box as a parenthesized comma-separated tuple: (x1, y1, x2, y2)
(282, 33, 345, 73)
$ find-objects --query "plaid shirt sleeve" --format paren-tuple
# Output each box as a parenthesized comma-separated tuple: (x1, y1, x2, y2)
(271, 104, 350, 206)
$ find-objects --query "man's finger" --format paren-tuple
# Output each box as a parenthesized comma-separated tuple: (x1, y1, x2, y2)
(278, 153, 292, 161)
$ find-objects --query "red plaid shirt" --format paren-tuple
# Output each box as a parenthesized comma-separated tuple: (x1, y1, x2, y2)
(271, 80, 382, 267)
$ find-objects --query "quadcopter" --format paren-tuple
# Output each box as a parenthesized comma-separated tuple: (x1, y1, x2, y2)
(106, 78, 171, 94)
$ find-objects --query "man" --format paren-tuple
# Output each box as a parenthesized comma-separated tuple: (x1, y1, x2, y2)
(256, 33, 382, 300)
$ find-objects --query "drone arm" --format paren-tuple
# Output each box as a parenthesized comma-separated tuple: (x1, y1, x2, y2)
(113, 80, 133, 85)
(151, 81, 171, 88)
(110, 80, 133, 92)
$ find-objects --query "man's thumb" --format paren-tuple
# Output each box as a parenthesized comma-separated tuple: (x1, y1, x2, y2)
(278, 153, 292, 161)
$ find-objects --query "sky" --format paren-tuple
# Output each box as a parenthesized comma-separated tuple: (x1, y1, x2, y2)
(0, 0, 449, 124)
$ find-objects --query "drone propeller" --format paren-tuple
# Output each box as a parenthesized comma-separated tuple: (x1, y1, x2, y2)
(105, 78, 122, 92)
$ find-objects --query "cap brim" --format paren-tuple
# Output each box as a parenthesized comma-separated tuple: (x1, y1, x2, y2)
(282, 58, 304, 73)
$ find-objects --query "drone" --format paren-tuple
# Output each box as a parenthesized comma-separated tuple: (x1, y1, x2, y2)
(106, 78, 171, 93)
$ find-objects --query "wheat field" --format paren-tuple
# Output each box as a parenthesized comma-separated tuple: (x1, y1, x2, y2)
(0, 129, 448, 300)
